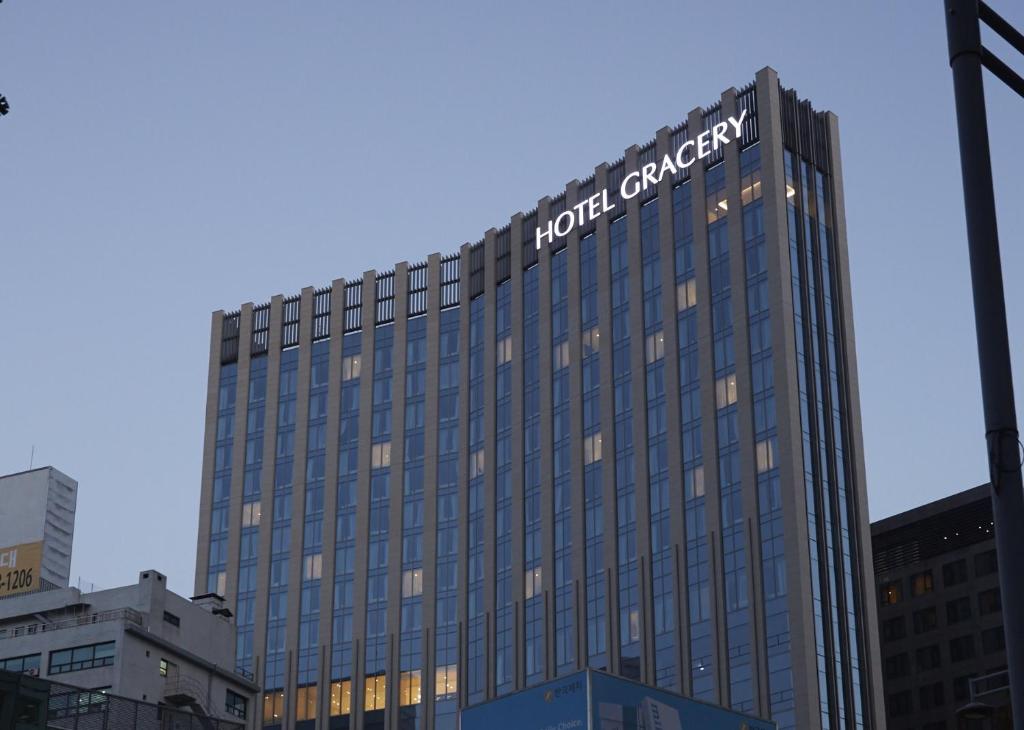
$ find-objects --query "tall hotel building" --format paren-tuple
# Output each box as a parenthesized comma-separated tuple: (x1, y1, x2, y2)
(195, 68, 884, 730)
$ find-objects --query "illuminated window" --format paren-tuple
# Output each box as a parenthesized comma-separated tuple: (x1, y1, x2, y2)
(685, 465, 705, 499)
(470, 449, 485, 478)
(741, 169, 762, 205)
(677, 279, 697, 311)
(645, 331, 665, 364)
(756, 438, 776, 473)
(880, 581, 902, 606)
(241, 501, 261, 527)
(399, 670, 422, 706)
(911, 570, 933, 597)
(582, 326, 600, 356)
(525, 566, 542, 599)
(583, 433, 602, 465)
(303, 553, 322, 581)
(715, 374, 737, 409)
(296, 685, 317, 721)
(364, 673, 386, 711)
(553, 341, 570, 370)
(342, 355, 361, 381)
(497, 336, 512, 365)
(628, 608, 640, 642)
(159, 659, 170, 677)
(262, 691, 284, 724)
(435, 664, 458, 699)
(706, 188, 728, 224)
(402, 568, 423, 598)
(371, 442, 391, 469)
(329, 680, 351, 716)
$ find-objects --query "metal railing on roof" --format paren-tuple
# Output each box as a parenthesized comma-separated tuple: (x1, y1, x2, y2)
(0, 607, 143, 640)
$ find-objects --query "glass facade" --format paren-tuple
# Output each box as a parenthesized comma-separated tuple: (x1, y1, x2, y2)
(201, 76, 878, 730)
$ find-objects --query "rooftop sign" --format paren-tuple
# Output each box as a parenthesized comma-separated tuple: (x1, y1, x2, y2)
(535, 110, 747, 250)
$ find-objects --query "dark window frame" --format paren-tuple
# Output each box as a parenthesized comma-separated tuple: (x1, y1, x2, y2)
(48, 641, 116, 675)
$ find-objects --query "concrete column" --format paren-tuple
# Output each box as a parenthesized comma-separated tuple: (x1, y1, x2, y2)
(318, 278, 346, 728)
(654, 122, 690, 696)
(350, 271, 378, 730)
(196, 310, 226, 596)
(252, 295, 284, 701)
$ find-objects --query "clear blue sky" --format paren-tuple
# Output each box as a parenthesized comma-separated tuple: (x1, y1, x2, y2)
(3, 2, 1024, 594)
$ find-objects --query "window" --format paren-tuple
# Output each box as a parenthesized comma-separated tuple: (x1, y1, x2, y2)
(303, 553, 322, 581)
(943, 559, 968, 587)
(469, 449, 485, 478)
(953, 674, 973, 701)
(402, 568, 423, 598)
(911, 570, 934, 597)
(885, 653, 910, 679)
(880, 581, 902, 606)
(364, 674, 386, 711)
(242, 501, 261, 527)
(685, 466, 704, 499)
(583, 433, 602, 465)
(210, 571, 226, 596)
(49, 642, 115, 675)
(330, 680, 351, 716)
(162, 611, 180, 628)
(946, 597, 971, 624)
(974, 548, 997, 576)
(496, 336, 512, 365)
(342, 355, 361, 381)
(887, 690, 912, 717)
(627, 608, 640, 642)
(882, 616, 906, 641)
(982, 626, 1005, 654)
(553, 341, 569, 370)
(159, 659, 176, 677)
(645, 331, 664, 364)
(296, 685, 317, 721)
(715, 374, 737, 409)
(677, 278, 697, 311)
(581, 327, 600, 356)
(918, 682, 944, 710)
(371, 442, 391, 469)
(740, 169, 762, 205)
(226, 689, 247, 719)
(263, 691, 284, 724)
(978, 587, 1001, 615)
(525, 566, 542, 599)
(0, 654, 40, 674)
(399, 669, 422, 706)
(913, 606, 938, 634)
(706, 187, 728, 224)
(915, 645, 941, 671)
(949, 635, 975, 662)
(755, 438, 776, 473)
(435, 664, 457, 699)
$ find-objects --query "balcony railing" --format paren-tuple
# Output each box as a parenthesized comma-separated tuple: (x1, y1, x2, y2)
(0, 608, 143, 640)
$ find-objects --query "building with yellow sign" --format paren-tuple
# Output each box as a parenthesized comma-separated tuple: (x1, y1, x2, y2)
(0, 466, 77, 590)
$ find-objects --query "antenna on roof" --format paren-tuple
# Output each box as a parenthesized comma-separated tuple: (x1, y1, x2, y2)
(29, 445, 35, 469)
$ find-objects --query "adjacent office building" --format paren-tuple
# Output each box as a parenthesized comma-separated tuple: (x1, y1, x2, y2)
(873, 486, 1012, 729)
(195, 67, 884, 730)
(0, 466, 77, 591)
(0, 569, 260, 728)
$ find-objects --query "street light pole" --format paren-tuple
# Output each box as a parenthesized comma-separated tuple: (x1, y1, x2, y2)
(945, 1, 1024, 726)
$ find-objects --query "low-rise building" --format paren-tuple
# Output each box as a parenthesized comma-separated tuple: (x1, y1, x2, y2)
(872, 485, 1012, 729)
(0, 569, 259, 729)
